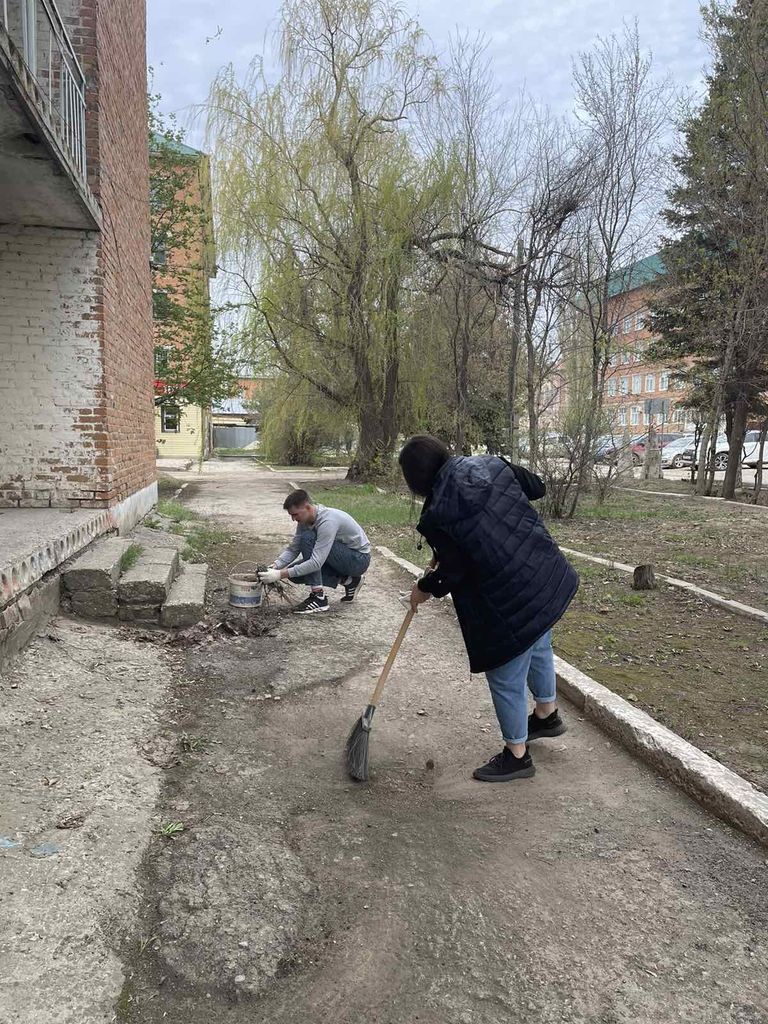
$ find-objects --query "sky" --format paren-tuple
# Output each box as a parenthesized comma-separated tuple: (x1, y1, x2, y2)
(146, 0, 711, 150)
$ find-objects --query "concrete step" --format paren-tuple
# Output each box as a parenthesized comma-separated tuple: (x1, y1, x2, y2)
(62, 537, 131, 618)
(117, 547, 179, 614)
(161, 563, 208, 628)
(62, 538, 131, 594)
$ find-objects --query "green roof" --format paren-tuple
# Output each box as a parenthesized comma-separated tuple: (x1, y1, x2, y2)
(608, 253, 666, 297)
(150, 131, 206, 159)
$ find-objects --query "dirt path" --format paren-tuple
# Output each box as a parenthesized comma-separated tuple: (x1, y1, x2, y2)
(107, 462, 768, 1024)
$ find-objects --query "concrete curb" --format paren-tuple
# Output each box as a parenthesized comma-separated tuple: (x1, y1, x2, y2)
(558, 546, 768, 626)
(618, 485, 768, 512)
(375, 544, 768, 849)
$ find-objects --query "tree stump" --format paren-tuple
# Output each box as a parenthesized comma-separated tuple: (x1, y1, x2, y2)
(632, 564, 657, 590)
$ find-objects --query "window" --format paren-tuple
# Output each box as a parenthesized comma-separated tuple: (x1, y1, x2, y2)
(607, 379, 617, 397)
(609, 353, 618, 367)
(631, 406, 640, 426)
(620, 376, 629, 395)
(659, 371, 669, 391)
(631, 374, 642, 394)
(622, 350, 631, 365)
(154, 346, 171, 376)
(618, 407, 627, 426)
(161, 405, 181, 433)
(646, 374, 655, 393)
(673, 406, 686, 424)
(623, 316, 633, 333)
(674, 379, 685, 391)
(635, 311, 647, 330)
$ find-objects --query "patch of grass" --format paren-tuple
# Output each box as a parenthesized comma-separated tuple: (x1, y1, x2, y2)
(154, 821, 185, 838)
(157, 499, 200, 523)
(142, 516, 160, 530)
(310, 484, 415, 528)
(179, 733, 209, 753)
(214, 447, 261, 457)
(119, 543, 143, 573)
(619, 592, 647, 607)
(182, 523, 235, 563)
(675, 552, 718, 568)
(157, 475, 180, 499)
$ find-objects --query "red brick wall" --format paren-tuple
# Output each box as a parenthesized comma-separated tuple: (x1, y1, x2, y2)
(65, 0, 156, 507)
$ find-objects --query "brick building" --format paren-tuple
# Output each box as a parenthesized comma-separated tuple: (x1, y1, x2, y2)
(602, 254, 694, 435)
(151, 135, 217, 462)
(0, 0, 155, 658)
(542, 254, 694, 436)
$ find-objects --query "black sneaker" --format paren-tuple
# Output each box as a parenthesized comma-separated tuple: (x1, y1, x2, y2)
(472, 747, 535, 783)
(293, 593, 330, 615)
(527, 708, 567, 741)
(340, 576, 364, 603)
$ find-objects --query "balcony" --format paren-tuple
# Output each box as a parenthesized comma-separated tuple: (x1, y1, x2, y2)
(0, 0, 99, 228)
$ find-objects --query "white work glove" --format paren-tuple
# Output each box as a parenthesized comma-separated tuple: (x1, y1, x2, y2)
(258, 567, 281, 584)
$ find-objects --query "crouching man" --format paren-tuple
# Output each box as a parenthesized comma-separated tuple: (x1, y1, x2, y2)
(258, 489, 371, 614)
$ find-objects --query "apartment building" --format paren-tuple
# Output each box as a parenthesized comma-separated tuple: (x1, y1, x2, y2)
(603, 254, 694, 435)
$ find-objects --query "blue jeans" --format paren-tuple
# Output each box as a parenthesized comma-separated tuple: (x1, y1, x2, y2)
(293, 528, 371, 589)
(484, 630, 557, 745)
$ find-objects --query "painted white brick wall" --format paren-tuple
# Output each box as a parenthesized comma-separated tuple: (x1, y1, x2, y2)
(0, 225, 103, 507)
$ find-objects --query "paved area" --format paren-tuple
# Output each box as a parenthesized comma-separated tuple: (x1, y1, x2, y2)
(1, 460, 767, 1024)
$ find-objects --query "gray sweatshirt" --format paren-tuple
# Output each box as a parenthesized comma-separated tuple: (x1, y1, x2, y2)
(274, 505, 371, 579)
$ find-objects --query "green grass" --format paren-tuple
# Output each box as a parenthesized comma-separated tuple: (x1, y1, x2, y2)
(181, 523, 235, 563)
(214, 447, 262, 457)
(310, 483, 415, 526)
(157, 499, 200, 523)
(157, 475, 180, 499)
(309, 483, 426, 567)
(119, 543, 143, 573)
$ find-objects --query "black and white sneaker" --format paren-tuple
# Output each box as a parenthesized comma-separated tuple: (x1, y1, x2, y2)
(340, 576, 365, 603)
(472, 747, 535, 783)
(293, 593, 330, 615)
(527, 708, 567, 741)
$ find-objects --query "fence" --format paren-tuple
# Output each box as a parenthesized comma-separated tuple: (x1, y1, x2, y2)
(1, 0, 87, 177)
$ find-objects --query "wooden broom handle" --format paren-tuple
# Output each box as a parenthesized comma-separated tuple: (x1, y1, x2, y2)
(369, 608, 416, 708)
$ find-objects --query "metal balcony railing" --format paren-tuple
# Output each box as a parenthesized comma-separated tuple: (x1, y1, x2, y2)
(1, 0, 87, 178)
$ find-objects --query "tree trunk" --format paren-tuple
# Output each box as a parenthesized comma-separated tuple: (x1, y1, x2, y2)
(722, 394, 748, 501)
(507, 240, 524, 461)
(632, 564, 657, 590)
(751, 419, 768, 503)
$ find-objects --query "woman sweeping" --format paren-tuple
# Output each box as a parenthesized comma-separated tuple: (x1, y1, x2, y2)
(398, 435, 579, 783)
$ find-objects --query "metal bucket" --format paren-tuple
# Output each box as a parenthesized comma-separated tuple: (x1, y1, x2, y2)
(228, 561, 263, 609)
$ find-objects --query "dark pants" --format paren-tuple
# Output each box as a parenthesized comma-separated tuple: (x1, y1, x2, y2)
(294, 528, 371, 589)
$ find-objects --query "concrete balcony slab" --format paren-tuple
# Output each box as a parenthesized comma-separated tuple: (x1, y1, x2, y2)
(0, 507, 111, 609)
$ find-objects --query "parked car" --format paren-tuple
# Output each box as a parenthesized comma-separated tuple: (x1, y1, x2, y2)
(595, 432, 645, 465)
(684, 433, 768, 471)
(601, 432, 683, 466)
(660, 434, 697, 469)
(630, 432, 684, 465)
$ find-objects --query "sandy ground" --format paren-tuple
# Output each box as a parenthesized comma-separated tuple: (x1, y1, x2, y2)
(2, 460, 768, 1024)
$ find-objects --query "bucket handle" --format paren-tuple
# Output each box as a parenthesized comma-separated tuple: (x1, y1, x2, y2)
(230, 560, 262, 576)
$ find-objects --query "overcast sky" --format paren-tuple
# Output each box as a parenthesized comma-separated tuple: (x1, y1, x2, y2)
(146, 0, 710, 149)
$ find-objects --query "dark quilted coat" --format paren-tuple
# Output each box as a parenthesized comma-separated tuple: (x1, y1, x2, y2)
(416, 456, 579, 673)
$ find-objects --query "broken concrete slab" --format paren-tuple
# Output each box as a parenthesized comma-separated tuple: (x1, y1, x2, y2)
(70, 591, 118, 619)
(61, 538, 130, 593)
(118, 549, 178, 606)
(161, 563, 207, 628)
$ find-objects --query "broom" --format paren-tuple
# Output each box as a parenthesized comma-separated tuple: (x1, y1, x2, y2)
(345, 607, 416, 781)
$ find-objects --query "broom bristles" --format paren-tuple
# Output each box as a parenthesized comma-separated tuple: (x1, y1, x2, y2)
(345, 716, 371, 781)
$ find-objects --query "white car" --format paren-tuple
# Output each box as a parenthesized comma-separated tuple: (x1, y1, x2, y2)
(687, 431, 767, 471)
(660, 434, 696, 469)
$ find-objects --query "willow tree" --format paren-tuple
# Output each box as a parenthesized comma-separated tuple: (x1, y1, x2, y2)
(208, 0, 441, 479)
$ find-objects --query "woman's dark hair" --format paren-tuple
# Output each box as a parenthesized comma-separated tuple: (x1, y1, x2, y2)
(398, 435, 451, 497)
